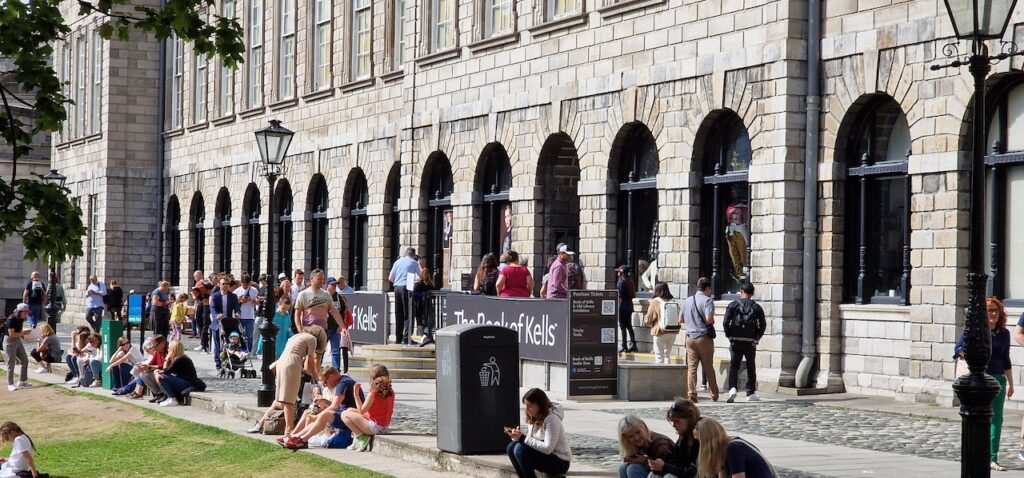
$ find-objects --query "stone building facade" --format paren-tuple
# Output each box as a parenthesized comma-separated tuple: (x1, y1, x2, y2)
(51, 0, 1024, 402)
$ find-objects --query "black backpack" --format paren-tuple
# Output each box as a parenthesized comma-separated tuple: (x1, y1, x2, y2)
(29, 281, 45, 301)
(731, 299, 759, 338)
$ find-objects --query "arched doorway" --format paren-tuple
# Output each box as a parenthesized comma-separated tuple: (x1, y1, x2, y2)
(423, 152, 454, 288)
(838, 96, 911, 305)
(476, 143, 512, 258)
(536, 132, 581, 285)
(242, 184, 261, 278)
(215, 188, 232, 274)
(307, 175, 329, 271)
(166, 196, 181, 285)
(985, 77, 1024, 304)
(385, 162, 401, 289)
(346, 168, 369, 290)
(189, 192, 206, 275)
(696, 111, 751, 299)
(274, 180, 294, 276)
(611, 123, 659, 286)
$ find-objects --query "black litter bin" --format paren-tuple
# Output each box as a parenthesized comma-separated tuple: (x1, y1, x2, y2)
(436, 323, 520, 454)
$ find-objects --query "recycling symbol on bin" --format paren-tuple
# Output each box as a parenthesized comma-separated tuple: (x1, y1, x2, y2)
(479, 357, 501, 387)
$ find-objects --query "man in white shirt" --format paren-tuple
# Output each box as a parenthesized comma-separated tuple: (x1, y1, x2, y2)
(388, 247, 422, 345)
(290, 268, 305, 305)
(234, 273, 261, 349)
(85, 276, 106, 332)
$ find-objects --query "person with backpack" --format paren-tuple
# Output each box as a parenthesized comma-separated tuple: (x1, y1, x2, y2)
(643, 283, 679, 363)
(22, 272, 47, 329)
(682, 277, 719, 402)
(722, 282, 766, 403)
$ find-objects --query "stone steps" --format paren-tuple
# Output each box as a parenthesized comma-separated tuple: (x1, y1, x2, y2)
(350, 343, 437, 379)
(349, 356, 436, 370)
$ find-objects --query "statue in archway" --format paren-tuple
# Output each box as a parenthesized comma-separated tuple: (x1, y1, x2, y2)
(725, 203, 749, 282)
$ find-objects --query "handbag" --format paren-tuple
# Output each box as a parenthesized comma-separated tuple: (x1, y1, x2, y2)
(693, 299, 716, 339)
(261, 410, 286, 435)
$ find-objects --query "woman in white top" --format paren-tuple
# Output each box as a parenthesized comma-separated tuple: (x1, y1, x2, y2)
(504, 388, 571, 478)
(0, 421, 38, 478)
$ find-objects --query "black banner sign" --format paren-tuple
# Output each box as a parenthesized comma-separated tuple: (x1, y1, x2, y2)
(567, 290, 619, 397)
(441, 294, 568, 363)
(344, 292, 389, 345)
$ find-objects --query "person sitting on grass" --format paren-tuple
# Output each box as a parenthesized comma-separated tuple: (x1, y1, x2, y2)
(341, 364, 395, 452)
(75, 334, 102, 388)
(281, 366, 363, 449)
(647, 398, 701, 478)
(155, 340, 207, 407)
(0, 421, 40, 478)
(107, 337, 145, 393)
(30, 324, 61, 374)
(63, 326, 91, 385)
(505, 388, 572, 478)
(617, 415, 674, 478)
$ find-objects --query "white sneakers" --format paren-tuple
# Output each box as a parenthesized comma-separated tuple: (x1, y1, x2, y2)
(7, 385, 15, 392)
(193, 346, 204, 352)
(34, 367, 48, 374)
(65, 377, 79, 385)
(747, 393, 760, 402)
(159, 398, 179, 407)
(726, 387, 738, 403)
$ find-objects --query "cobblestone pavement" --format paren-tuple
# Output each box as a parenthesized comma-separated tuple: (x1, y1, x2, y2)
(389, 403, 824, 478)
(601, 403, 1024, 471)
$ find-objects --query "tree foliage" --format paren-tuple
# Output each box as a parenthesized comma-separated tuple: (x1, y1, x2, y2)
(0, 0, 244, 264)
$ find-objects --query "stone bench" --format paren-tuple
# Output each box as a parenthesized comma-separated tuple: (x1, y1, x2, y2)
(617, 362, 688, 401)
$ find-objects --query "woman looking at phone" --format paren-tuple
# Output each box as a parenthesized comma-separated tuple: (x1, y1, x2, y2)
(504, 388, 571, 478)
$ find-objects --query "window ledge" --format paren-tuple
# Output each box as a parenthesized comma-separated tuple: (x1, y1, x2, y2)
(528, 13, 588, 38)
(467, 31, 521, 54)
(186, 122, 209, 132)
(303, 88, 335, 102)
(415, 48, 461, 67)
(339, 77, 375, 93)
(163, 128, 185, 139)
(268, 98, 299, 111)
(211, 115, 236, 126)
(238, 106, 265, 119)
(380, 69, 405, 83)
(838, 303, 911, 321)
(597, 0, 666, 19)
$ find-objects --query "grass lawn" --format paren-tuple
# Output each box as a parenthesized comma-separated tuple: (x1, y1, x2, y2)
(0, 384, 389, 478)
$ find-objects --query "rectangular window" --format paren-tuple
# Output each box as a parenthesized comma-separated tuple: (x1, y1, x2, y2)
(76, 37, 87, 136)
(278, 0, 295, 100)
(88, 195, 98, 278)
(431, 0, 456, 51)
(392, 0, 405, 68)
(248, 0, 263, 108)
(351, 0, 372, 79)
(171, 36, 184, 128)
(312, 0, 331, 89)
(91, 30, 102, 133)
(61, 45, 71, 140)
(485, 0, 512, 37)
(194, 52, 208, 123)
(548, 0, 580, 19)
(219, 0, 235, 116)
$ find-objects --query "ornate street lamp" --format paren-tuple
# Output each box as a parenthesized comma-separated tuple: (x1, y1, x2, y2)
(42, 169, 67, 188)
(42, 168, 67, 331)
(932, 1, 1021, 475)
(254, 119, 294, 407)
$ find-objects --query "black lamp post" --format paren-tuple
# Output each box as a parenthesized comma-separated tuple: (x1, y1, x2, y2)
(254, 119, 294, 407)
(42, 169, 67, 331)
(931, 1, 1020, 475)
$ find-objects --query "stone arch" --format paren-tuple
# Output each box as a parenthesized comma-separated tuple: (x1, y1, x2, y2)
(384, 162, 402, 274)
(273, 179, 294, 275)
(474, 142, 513, 261)
(165, 195, 182, 285)
(609, 121, 660, 286)
(188, 191, 206, 276)
(214, 187, 233, 274)
(344, 168, 370, 289)
(306, 174, 329, 271)
(534, 132, 581, 288)
(241, 183, 262, 279)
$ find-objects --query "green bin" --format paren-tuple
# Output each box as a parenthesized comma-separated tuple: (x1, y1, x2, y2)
(100, 319, 124, 390)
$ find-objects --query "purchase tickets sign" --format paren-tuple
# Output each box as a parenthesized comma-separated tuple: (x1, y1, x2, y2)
(567, 290, 619, 397)
(345, 292, 389, 345)
(442, 294, 569, 363)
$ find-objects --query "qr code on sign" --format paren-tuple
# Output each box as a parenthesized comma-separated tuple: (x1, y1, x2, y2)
(601, 328, 616, 344)
(601, 300, 615, 315)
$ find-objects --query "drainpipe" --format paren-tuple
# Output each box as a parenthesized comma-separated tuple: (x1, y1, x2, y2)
(155, 1, 167, 287)
(795, 0, 821, 389)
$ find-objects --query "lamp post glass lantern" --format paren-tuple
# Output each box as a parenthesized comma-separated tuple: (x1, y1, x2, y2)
(254, 119, 293, 407)
(933, 0, 1020, 475)
(42, 169, 67, 188)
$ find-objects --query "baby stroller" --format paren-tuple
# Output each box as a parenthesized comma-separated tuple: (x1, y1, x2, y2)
(219, 320, 257, 379)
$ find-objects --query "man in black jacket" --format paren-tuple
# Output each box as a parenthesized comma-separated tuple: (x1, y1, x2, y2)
(722, 282, 767, 403)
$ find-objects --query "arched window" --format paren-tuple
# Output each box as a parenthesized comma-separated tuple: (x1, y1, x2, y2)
(424, 153, 454, 288)
(699, 112, 751, 299)
(189, 192, 206, 275)
(842, 97, 911, 304)
(613, 123, 659, 284)
(215, 188, 232, 274)
(477, 143, 512, 258)
(243, 184, 261, 279)
(386, 163, 401, 289)
(347, 169, 369, 290)
(275, 180, 293, 276)
(166, 196, 181, 285)
(308, 175, 329, 271)
(986, 79, 1024, 302)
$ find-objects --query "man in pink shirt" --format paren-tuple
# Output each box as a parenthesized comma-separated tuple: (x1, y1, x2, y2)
(546, 245, 573, 299)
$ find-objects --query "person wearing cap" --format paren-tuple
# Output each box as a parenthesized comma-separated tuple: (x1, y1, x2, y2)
(324, 277, 350, 371)
(4, 304, 33, 391)
(234, 274, 261, 350)
(389, 247, 422, 345)
(546, 244, 574, 299)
